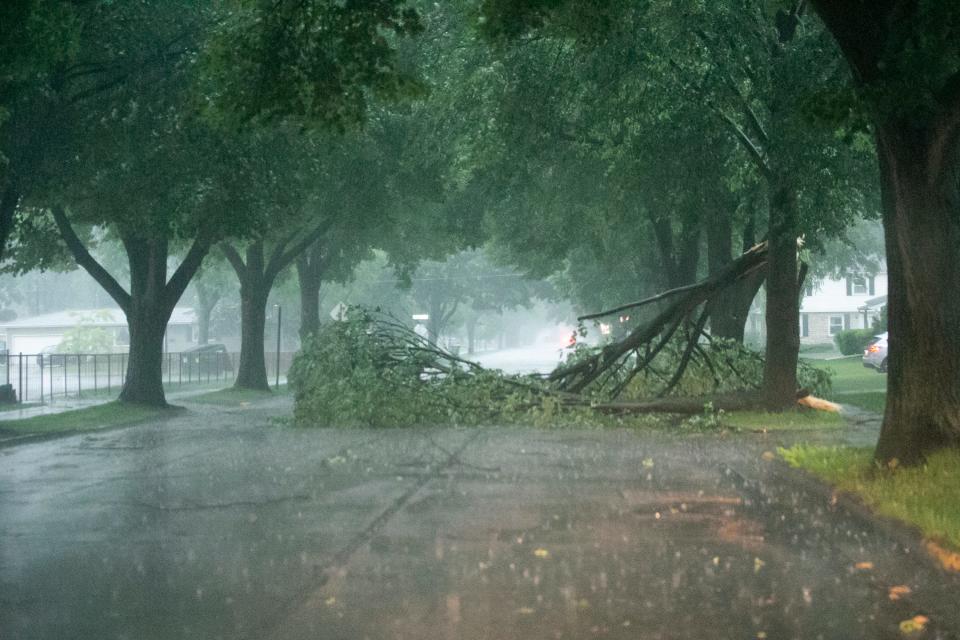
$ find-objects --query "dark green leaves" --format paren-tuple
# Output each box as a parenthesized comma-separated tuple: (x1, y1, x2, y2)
(202, 0, 425, 130)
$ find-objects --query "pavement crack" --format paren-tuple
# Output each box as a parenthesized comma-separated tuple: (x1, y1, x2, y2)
(261, 429, 484, 637)
(125, 495, 312, 511)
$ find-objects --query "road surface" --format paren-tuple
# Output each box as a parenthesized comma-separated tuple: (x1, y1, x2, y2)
(1, 397, 957, 639)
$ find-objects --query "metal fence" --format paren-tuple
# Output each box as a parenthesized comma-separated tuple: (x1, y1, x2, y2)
(0, 350, 296, 405)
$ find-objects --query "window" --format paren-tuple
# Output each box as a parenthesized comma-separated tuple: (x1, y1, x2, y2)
(800, 314, 809, 337)
(829, 316, 844, 336)
(847, 275, 868, 295)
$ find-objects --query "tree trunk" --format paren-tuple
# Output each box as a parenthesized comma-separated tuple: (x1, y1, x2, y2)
(706, 211, 764, 342)
(195, 283, 220, 345)
(761, 182, 801, 410)
(119, 302, 169, 406)
(235, 283, 270, 391)
(873, 123, 960, 464)
(466, 316, 479, 354)
(296, 247, 323, 343)
(231, 242, 272, 391)
(118, 238, 173, 406)
(0, 184, 20, 265)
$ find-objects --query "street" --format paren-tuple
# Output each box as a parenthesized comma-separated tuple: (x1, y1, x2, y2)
(1, 398, 957, 639)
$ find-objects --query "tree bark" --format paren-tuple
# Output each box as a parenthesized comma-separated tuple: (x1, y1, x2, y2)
(236, 282, 270, 391)
(296, 241, 324, 343)
(195, 282, 220, 345)
(761, 181, 801, 410)
(872, 122, 960, 464)
(706, 210, 764, 342)
(466, 315, 480, 354)
(118, 236, 173, 406)
(121, 298, 169, 406)
(0, 184, 20, 265)
(225, 223, 331, 389)
(227, 241, 272, 392)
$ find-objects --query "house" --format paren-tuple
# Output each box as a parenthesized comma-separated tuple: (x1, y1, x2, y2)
(745, 271, 888, 345)
(0, 308, 197, 354)
(799, 272, 887, 344)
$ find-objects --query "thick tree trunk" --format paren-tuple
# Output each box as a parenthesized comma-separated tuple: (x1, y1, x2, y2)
(761, 182, 801, 410)
(235, 283, 270, 391)
(231, 243, 272, 391)
(296, 248, 323, 343)
(119, 303, 169, 406)
(118, 238, 173, 406)
(706, 210, 763, 342)
(873, 123, 960, 464)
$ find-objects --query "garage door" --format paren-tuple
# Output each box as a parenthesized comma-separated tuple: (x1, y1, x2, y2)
(10, 335, 63, 354)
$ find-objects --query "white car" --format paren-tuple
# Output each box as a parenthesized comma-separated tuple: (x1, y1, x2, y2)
(862, 332, 888, 373)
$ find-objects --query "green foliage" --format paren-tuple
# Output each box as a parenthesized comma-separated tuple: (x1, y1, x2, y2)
(288, 310, 533, 427)
(201, 0, 425, 129)
(289, 308, 670, 429)
(833, 328, 876, 356)
(576, 336, 832, 400)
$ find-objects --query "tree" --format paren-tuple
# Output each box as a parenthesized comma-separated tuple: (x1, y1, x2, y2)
(810, 2, 960, 463)
(477, 0, 875, 410)
(14, 3, 235, 406)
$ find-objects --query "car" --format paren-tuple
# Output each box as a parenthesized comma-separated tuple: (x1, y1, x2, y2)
(862, 331, 888, 373)
(36, 345, 66, 368)
(181, 343, 233, 376)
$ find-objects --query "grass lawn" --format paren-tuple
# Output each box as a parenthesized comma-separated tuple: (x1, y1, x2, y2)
(722, 409, 845, 431)
(809, 356, 887, 414)
(187, 385, 288, 407)
(0, 402, 170, 437)
(781, 444, 960, 552)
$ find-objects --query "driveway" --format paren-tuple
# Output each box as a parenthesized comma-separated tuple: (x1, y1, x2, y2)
(1, 398, 957, 639)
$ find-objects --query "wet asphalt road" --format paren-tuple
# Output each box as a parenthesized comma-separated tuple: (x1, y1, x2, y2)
(1, 397, 958, 640)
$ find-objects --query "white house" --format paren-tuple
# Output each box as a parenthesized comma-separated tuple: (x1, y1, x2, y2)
(746, 271, 888, 345)
(0, 308, 197, 354)
(799, 272, 887, 344)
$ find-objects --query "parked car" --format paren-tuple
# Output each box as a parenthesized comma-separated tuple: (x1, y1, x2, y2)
(36, 345, 67, 368)
(181, 343, 233, 377)
(862, 331, 888, 373)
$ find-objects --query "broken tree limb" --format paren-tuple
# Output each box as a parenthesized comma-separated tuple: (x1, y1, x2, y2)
(550, 241, 770, 395)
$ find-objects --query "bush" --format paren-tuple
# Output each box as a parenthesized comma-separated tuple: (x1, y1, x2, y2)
(834, 328, 876, 356)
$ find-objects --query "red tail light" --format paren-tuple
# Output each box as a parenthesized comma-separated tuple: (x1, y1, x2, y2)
(866, 345, 880, 354)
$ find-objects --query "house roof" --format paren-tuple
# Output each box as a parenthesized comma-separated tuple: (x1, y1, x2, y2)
(0, 307, 195, 330)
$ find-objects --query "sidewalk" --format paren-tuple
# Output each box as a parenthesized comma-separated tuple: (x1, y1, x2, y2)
(0, 382, 253, 422)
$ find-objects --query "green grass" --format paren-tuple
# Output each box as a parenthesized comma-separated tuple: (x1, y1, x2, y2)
(808, 356, 887, 413)
(781, 444, 960, 551)
(722, 409, 845, 431)
(0, 402, 170, 436)
(187, 385, 288, 406)
(832, 391, 887, 414)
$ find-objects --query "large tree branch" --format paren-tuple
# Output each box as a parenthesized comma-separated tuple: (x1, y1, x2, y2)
(265, 218, 334, 282)
(219, 242, 248, 278)
(51, 206, 131, 312)
(721, 112, 773, 179)
(164, 232, 215, 312)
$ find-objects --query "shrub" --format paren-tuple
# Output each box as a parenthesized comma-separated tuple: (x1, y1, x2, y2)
(834, 328, 876, 356)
